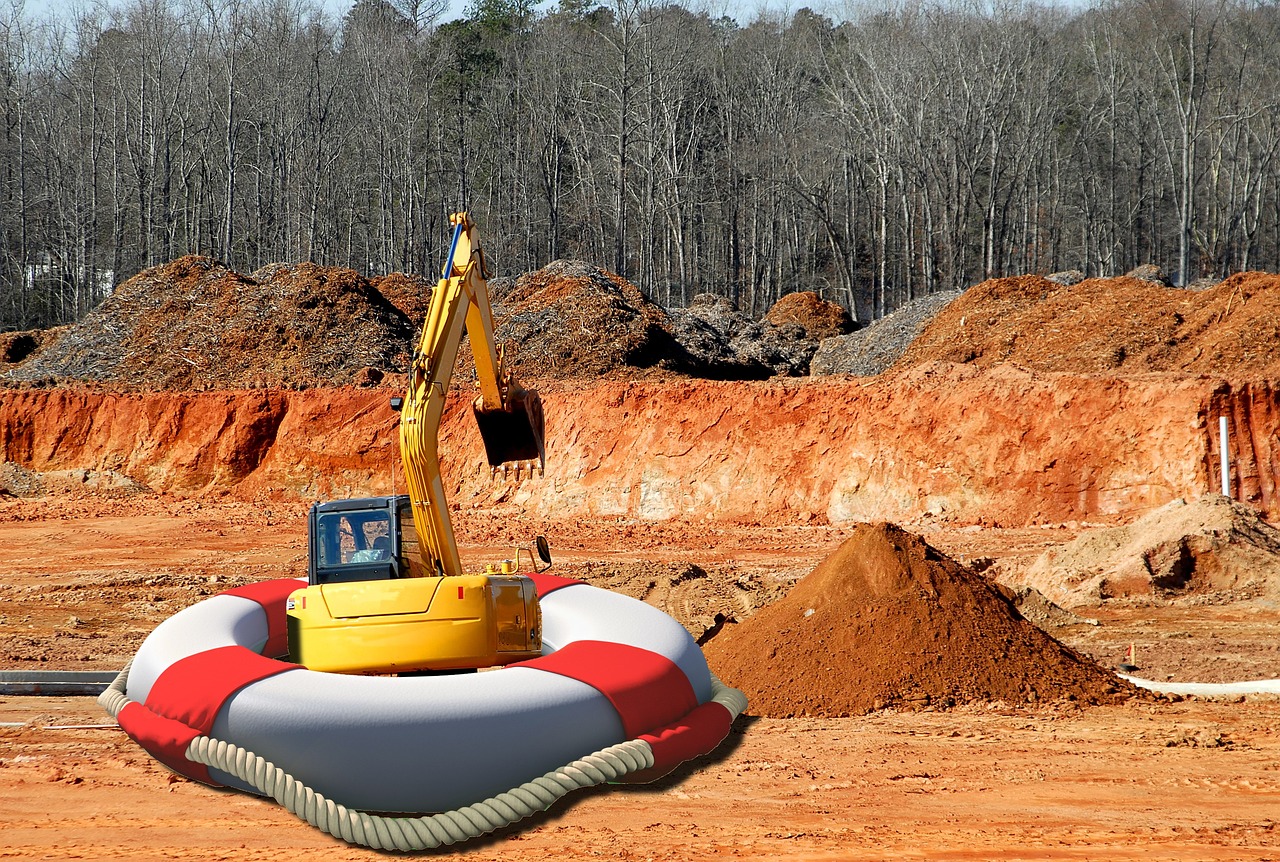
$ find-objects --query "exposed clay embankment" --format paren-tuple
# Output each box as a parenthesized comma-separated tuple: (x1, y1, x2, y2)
(2, 364, 1276, 524)
(1207, 380, 1280, 513)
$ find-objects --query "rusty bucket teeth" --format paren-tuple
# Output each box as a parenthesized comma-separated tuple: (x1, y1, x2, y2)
(487, 458, 544, 483)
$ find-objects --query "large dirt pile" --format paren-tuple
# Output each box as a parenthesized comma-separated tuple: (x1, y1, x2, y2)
(704, 523, 1128, 717)
(1021, 495, 1280, 607)
(5, 257, 414, 390)
(764, 291, 855, 340)
(811, 291, 961, 376)
(493, 259, 701, 379)
(895, 271, 1280, 376)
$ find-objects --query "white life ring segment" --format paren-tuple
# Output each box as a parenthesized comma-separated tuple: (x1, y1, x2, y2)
(109, 574, 745, 817)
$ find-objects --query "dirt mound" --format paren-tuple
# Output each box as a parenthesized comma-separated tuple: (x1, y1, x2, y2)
(895, 272, 1280, 377)
(765, 291, 855, 340)
(370, 272, 434, 328)
(1022, 495, 1280, 607)
(494, 259, 714, 379)
(704, 523, 1129, 717)
(811, 291, 961, 376)
(4, 257, 414, 390)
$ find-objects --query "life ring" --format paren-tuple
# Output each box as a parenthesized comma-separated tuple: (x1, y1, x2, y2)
(99, 574, 746, 850)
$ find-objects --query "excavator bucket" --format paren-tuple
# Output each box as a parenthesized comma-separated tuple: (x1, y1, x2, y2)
(473, 388, 545, 468)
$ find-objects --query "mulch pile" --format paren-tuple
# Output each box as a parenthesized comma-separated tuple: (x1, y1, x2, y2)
(894, 271, 1280, 377)
(370, 272, 435, 329)
(667, 293, 824, 378)
(811, 291, 961, 377)
(0, 326, 67, 366)
(491, 261, 835, 379)
(704, 522, 1131, 717)
(6, 257, 414, 390)
(491, 259, 692, 379)
(4, 255, 850, 388)
(19, 255, 1274, 388)
(764, 291, 855, 340)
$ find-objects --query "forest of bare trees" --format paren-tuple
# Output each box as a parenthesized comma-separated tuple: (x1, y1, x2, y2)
(2, 0, 1279, 332)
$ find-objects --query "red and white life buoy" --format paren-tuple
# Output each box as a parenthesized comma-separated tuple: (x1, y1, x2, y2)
(100, 574, 745, 849)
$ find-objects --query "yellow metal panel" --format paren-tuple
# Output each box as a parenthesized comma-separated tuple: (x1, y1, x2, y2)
(316, 577, 445, 619)
(286, 575, 541, 675)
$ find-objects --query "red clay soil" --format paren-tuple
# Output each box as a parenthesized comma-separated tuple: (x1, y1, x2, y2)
(3, 368, 1278, 522)
(764, 290, 855, 339)
(897, 271, 1280, 377)
(704, 523, 1133, 717)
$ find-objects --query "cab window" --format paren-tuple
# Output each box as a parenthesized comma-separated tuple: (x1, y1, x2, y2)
(317, 511, 391, 566)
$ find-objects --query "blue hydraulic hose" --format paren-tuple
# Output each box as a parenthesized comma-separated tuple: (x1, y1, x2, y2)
(442, 220, 464, 278)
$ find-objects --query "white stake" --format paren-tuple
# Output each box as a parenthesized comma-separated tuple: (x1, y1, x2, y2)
(1219, 415, 1230, 497)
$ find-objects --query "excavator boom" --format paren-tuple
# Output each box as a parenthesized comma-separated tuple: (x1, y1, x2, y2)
(399, 212, 545, 577)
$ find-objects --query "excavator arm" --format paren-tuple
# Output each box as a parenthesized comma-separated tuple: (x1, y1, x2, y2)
(398, 212, 545, 578)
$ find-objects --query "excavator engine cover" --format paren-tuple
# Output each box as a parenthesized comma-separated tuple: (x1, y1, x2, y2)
(474, 388, 545, 467)
(286, 574, 542, 674)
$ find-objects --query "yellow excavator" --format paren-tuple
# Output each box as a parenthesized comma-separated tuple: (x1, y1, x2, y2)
(286, 212, 549, 674)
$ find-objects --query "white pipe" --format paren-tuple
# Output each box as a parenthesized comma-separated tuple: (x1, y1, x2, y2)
(1121, 673, 1280, 696)
(1219, 415, 1230, 497)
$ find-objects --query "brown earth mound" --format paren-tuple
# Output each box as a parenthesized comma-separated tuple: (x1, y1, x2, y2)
(895, 271, 1280, 377)
(704, 523, 1130, 717)
(5, 257, 414, 390)
(370, 272, 434, 329)
(493, 259, 700, 379)
(764, 291, 855, 340)
(1021, 494, 1280, 607)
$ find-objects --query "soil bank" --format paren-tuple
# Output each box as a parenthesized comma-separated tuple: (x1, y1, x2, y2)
(1, 366, 1278, 524)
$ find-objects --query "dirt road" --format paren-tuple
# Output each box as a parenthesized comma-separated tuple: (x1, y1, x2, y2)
(4, 695, 1279, 861)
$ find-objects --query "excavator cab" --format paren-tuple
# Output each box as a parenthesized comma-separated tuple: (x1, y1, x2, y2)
(307, 496, 427, 585)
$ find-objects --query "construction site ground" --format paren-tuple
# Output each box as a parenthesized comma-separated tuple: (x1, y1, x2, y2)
(3, 498, 1280, 861)
(4, 262, 1280, 858)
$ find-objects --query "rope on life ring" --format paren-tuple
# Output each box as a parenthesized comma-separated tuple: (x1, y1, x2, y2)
(99, 660, 747, 851)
